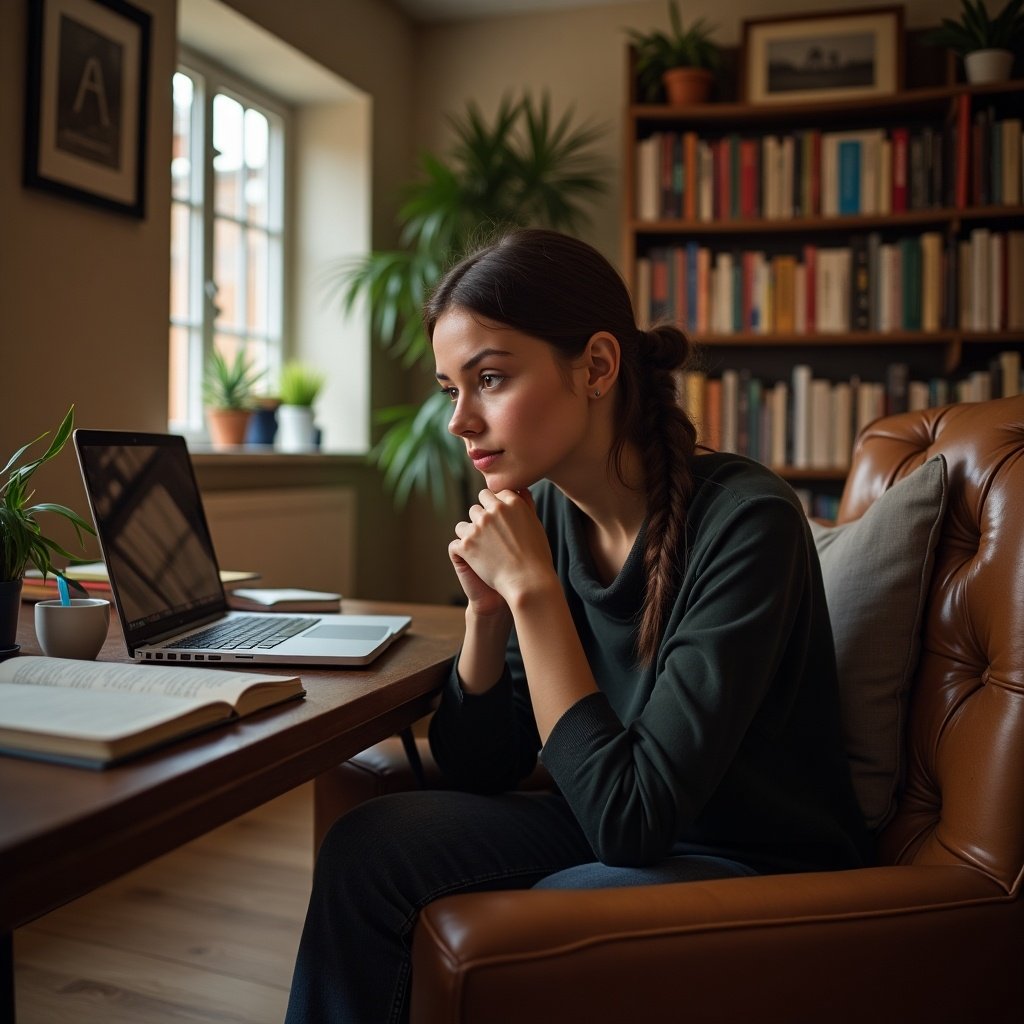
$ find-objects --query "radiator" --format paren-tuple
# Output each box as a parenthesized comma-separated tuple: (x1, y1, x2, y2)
(200, 486, 355, 595)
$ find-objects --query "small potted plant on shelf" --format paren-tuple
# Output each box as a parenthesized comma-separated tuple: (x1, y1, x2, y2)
(277, 361, 326, 452)
(0, 406, 95, 653)
(627, 0, 721, 105)
(202, 348, 265, 450)
(925, 0, 1024, 84)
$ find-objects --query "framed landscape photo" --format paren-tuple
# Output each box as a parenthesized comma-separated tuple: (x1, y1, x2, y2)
(742, 7, 904, 106)
(23, 0, 152, 218)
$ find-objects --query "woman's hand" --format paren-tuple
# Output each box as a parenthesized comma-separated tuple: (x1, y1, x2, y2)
(450, 488, 557, 608)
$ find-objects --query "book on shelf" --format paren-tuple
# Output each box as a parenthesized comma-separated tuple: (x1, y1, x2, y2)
(638, 227, 1023, 335)
(0, 656, 304, 768)
(228, 588, 344, 613)
(675, 353, 1022, 477)
(21, 562, 260, 603)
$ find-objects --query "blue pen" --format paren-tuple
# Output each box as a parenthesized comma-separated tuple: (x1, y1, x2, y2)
(57, 575, 71, 606)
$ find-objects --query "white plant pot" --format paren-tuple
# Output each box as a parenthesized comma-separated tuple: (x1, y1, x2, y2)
(963, 48, 1014, 85)
(276, 404, 317, 452)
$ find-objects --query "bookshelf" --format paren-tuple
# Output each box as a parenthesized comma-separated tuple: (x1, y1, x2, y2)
(623, 42, 1024, 516)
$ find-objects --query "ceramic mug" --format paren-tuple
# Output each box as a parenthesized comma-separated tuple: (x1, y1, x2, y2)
(34, 598, 111, 660)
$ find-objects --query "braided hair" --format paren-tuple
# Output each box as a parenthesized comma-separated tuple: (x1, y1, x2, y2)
(424, 228, 698, 666)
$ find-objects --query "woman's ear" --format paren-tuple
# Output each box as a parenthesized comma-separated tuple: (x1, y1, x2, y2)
(583, 331, 620, 397)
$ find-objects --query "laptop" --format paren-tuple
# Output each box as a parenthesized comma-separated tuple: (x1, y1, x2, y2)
(73, 429, 411, 666)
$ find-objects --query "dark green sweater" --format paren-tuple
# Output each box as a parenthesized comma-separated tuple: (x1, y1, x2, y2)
(429, 452, 872, 872)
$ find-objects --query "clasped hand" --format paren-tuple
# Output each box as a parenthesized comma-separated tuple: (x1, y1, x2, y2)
(449, 488, 556, 614)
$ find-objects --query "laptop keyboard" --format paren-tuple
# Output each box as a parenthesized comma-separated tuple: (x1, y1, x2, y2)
(171, 615, 318, 651)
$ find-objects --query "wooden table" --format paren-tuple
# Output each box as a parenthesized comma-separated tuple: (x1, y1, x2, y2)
(0, 599, 463, 1022)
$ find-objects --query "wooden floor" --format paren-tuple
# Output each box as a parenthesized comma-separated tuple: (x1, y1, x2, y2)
(13, 783, 314, 1024)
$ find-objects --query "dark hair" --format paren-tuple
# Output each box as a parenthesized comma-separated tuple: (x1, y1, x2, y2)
(425, 228, 697, 666)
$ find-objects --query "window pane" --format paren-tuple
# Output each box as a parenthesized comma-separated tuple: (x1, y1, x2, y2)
(171, 73, 193, 202)
(170, 202, 191, 321)
(214, 218, 243, 329)
(244, 107, 269, 227)
(213, 93, 244, 218)
(168, 324, 194, 424)
(247, 228, 268, 334)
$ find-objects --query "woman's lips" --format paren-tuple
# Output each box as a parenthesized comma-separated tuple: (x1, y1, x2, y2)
(469, 449, 502, 472)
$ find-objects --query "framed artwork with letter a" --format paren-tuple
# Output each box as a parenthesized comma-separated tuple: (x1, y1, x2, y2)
(23, 0, 152, 218)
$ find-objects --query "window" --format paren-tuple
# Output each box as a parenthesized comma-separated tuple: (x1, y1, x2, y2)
(170, 55, 287, 436)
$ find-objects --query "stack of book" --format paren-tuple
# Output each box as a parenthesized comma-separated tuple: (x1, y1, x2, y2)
(21, 562, 260, 602)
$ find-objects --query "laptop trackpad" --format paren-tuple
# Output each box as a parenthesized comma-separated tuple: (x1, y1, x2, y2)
(304, 624, 391, 642)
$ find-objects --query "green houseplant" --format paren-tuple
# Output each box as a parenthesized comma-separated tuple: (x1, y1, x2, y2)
(277, 361, 327, 452)
(627, 1, 721, 104)
(926, 0, 1024, 82)
(1, 406, 96, 649)
(331, 92, 606, 511)
(202, 348, 265, 449)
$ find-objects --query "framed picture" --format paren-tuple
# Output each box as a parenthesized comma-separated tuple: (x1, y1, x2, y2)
(23, 0, 152, 218)
(742, 7, 904, 105)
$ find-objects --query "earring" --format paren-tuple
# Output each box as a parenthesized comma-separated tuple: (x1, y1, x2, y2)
(594, 389, 601, 397)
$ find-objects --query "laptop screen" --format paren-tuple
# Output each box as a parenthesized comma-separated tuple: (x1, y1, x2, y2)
(74, 431, 227, 646)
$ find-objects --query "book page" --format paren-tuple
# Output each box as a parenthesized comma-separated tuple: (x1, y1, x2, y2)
(0, 683, 221, 742)
(0, 657, 295, 708)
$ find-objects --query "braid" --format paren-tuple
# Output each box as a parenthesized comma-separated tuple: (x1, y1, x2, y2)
(631, 325, 698, 666)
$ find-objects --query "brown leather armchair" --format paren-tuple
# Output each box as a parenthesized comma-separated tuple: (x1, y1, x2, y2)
(313, 395, 1024, 1023)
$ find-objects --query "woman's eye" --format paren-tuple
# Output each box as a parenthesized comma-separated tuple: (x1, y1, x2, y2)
(480, 374, 503, 390)
(440, 386, 458, 403)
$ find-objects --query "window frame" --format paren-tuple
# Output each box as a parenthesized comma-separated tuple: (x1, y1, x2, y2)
(170, 48, 290, 440)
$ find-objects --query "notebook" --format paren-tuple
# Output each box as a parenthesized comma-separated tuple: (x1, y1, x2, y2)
(73, 429, 411, 666)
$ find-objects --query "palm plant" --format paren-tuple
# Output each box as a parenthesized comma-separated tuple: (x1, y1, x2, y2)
(329, 92, 607, 511)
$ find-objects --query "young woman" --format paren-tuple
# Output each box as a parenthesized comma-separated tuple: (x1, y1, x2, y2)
(285, 228, 870, 1023)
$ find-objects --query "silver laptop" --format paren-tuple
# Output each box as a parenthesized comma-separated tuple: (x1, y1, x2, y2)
(73, 429, 410, 666)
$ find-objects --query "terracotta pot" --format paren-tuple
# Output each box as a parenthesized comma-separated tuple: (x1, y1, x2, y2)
(206, 408, 252, 450)
(662, 67, 713, 105)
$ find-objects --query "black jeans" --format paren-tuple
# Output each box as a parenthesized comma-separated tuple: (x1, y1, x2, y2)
(284, 789, 756, 1023)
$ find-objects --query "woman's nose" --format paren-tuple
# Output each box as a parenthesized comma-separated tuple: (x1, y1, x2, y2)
(448, 396, 479, 437)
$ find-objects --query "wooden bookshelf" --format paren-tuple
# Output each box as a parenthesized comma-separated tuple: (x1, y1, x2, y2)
(624, 43, 1024, 512)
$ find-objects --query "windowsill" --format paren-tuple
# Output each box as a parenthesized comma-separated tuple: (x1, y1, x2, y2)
(190, 445, 369, 466)
(189, 446, 376, 489)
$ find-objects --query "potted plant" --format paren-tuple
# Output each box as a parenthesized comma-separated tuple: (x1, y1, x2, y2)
(330, 92, 606, 511)
(627, 1, 722, 105)
(277, 361, 326, 452)
(0, 406, 96, 652)
(202, 348, 264, 450)
(926, 0, 1024, 83)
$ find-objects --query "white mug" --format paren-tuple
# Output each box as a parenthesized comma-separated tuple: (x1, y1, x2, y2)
(34, 598, 111, 660)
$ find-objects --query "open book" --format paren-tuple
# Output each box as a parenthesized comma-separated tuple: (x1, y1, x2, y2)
(0, 657, 304, 768)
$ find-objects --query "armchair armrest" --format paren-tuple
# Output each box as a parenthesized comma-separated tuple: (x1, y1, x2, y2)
(412, 864, 1023, 1023)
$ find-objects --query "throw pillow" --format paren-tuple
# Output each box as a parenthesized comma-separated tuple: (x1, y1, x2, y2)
(809, 454, 948, 832)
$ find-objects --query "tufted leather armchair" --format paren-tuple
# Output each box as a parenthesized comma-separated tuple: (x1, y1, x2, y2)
(312, 395, 1024, 1023)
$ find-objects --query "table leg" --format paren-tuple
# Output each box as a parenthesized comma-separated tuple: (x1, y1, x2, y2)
(1, 930, 13, 1024)
(398, 726, 425, 788)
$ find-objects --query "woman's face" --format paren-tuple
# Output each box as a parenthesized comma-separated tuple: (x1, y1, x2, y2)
(433, 307, 592, 493)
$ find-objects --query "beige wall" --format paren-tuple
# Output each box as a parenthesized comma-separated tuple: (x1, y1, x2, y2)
(1, 0, 968, 606)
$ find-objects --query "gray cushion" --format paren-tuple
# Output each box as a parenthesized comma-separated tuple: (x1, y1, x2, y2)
(809, 454, 948, 831)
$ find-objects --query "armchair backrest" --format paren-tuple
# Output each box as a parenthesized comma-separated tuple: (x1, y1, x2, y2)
(837, 396, 1024, 892)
